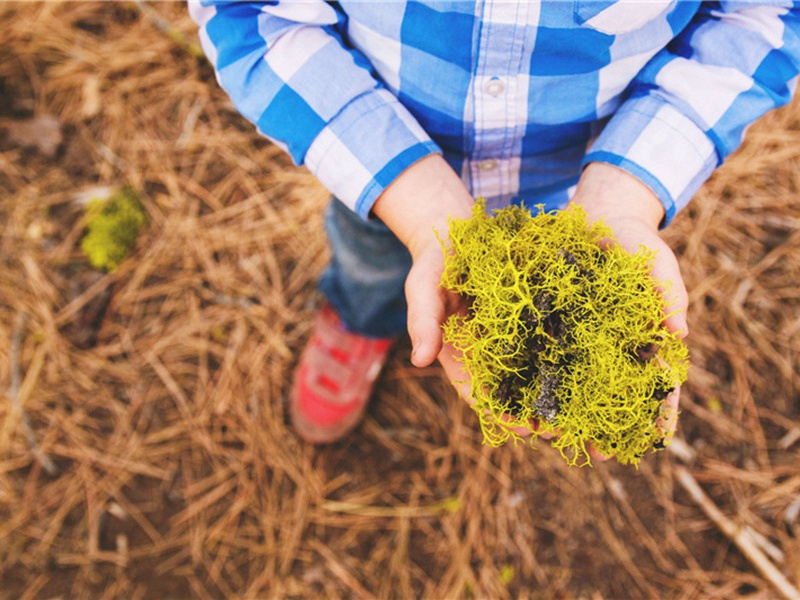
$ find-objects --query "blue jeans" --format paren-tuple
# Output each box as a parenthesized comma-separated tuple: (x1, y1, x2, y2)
(318, 198, 412, 339)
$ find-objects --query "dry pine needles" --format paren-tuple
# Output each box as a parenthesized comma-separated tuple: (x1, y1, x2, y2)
(0, 2, 799, 598)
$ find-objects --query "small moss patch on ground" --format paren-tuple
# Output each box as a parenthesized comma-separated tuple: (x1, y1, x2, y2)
(80, 186, 147, 272)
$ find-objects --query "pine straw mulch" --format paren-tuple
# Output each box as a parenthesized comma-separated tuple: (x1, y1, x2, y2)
(1, 3, 799, 599)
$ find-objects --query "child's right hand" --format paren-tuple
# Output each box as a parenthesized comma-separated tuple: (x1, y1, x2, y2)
(370, 153, 474, 369)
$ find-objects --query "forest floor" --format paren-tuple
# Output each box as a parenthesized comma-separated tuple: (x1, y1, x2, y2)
(1, 3, 799, 598)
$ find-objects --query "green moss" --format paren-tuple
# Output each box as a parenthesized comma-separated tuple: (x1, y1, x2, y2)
(80, 186, 146, 272)
(441, 200, 689, 467)
(499, 565, 515, 585)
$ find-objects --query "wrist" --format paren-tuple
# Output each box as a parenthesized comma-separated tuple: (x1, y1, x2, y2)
(371, 154, 474, 258)
(572, 162, 665, 230)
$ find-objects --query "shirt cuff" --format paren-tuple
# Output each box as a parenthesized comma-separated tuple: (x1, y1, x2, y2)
(583, 95, 719, 227)
(304, 88, 441, 219)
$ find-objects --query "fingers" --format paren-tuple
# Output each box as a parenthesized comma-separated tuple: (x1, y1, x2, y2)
(406, 251, 448, 367)
(588, 444, 610, 462)
(437, 340, 473, 401)
(610, 225, 689, 339)
(657, 384, 681, 439)
(502, 416, 612, 463)
(497, 412, 537, 437)
(646, 238, 689, 339)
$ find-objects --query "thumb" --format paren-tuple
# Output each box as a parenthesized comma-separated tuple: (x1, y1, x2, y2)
(612, 226, 689, 339)
(405, 253, 446, 367)
(645, 237, 689, 338)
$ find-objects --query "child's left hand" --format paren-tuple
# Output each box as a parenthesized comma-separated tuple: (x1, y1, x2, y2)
(571, 162, 688, 339)
(438, 161, 688, 454)
(571, 162, 688, 441)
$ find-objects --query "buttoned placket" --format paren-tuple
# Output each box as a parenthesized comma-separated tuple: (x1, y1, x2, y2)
(469, 1, 538, 202)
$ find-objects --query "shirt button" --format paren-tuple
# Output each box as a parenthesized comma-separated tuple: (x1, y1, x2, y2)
(479, 158, 498, 171)
(484, 77, 505, 97)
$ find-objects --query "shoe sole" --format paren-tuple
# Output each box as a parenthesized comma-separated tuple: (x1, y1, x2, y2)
(289, 381, 368, 444)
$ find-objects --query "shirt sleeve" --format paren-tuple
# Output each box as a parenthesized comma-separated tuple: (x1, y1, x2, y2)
(188, 0, 441, 218)
(584, 1, 800, 226)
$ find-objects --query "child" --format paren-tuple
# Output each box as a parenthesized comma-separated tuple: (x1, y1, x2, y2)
(190, 1, 800, 443)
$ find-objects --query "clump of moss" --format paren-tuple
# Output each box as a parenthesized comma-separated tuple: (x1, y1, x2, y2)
(80, 186, 147, 272)
(441, 200, 689, 467)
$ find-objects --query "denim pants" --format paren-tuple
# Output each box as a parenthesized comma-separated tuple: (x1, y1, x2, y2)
(318, 197, 412, 339)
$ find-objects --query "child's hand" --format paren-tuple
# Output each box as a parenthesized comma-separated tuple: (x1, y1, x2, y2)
(572, 163, 688, 336)
(569, 162, 689, 439)
(374, 157, 687, 451)
(437, 161, 687, 458)
(371, 154, 474, 367)
(437, 337, 616, 462)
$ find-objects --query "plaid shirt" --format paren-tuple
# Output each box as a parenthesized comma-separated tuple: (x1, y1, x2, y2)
(190, 1, 800, 224)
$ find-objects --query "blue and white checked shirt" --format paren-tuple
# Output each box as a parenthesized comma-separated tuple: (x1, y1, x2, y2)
(190, 1, 800, 224)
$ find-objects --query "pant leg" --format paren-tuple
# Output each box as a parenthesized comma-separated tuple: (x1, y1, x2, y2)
(318, 197, 412, 339)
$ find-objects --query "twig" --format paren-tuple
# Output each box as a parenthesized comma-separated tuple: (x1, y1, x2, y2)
(95, 141, 128, 170)
(320, 497, 460, 519)
(669, 437, 787, 564)
(176, 97, 205, 150)
(674, 466, 799, 600)
(9, 313, 25, 398)
(666, 436, 696, 463)
(743, 525, 785, 565)
(778, 427, 800, 450)
(8, 313, 57, 476)
(786, 496, 800, 530)
(213, 292, 258, 309)
(131, 1, 204, 58)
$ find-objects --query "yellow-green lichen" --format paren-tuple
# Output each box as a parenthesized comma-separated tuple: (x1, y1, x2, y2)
(80, 186, 146, 272)
(441, 200, 689, 467)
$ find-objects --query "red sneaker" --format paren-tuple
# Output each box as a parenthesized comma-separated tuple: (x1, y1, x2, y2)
(290, 304, 395, 443)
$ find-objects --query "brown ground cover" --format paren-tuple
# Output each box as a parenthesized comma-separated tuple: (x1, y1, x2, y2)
(1, 3, 799, 598)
